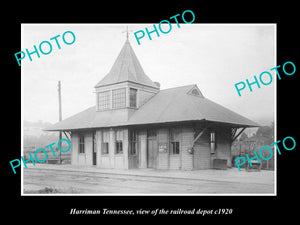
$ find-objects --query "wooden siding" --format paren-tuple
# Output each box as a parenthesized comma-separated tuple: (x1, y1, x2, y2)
(71, 129, 129, 169)
(85, 133, 93, 166)
(136, 126, 196, 170)
(69, 124, 232, 171)
(181, 127, 194, 170)
(157, 153, 169, 169)
(71, 133, 79, 165)
(157, 128, 169, 169)
(138, 130, 147, 168)
(193, 129, 210, 169)
(122, 129, 129, 169)
(71, 132, 94, 166)
(215, 127, 232, 167)
(169, 155, 180, 169)
(96, 130, 102, 168)
(77, 133, 92, 165)
(114, 155, 124, 169)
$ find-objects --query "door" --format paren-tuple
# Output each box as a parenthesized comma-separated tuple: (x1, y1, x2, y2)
(129, 130, 139, 169)
(92, 132, 97, 165)
(147, 129, 157, 168)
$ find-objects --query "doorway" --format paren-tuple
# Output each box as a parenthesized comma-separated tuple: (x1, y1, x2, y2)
(129, 130, 139, 169)
(147, 129, 157, 168)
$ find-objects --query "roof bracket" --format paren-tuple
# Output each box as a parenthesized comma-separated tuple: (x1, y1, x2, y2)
(192, 126, 208, 147)
(231, 127, 246, 143)
(63, 131, 71, 142)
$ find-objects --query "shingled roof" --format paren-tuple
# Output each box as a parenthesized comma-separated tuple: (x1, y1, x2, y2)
(127, 85, 259, 127)
(94, 40, 158, 89)
(45, 84, 259, 131)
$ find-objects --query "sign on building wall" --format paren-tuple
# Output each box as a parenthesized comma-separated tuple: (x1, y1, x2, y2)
(159, 143, 168, 153)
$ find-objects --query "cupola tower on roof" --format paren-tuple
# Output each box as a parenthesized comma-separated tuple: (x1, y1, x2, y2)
(94, 35, 160, 115)
(95, 39, 159, 89)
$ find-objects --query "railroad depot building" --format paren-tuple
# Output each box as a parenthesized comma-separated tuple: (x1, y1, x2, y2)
(46, 39, 259, 170)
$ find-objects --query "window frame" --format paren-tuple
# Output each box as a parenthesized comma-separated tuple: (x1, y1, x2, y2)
(129, 88, 138, 108)
(170, 141, 180, 155)
(101, 130, 110, 155)
(129, 130, 138, 155)
(112, 88, 126, 109)
(115, 140, 123, 154)
(97, 91, 110, 110)
(101, 142, 109, 155)
(115, 129, 124, 154)
(169, 128, 181, 155)
(210, 131, 216, 153)
(79, 135, 85, 154)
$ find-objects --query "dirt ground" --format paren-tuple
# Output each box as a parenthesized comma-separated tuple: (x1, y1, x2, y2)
(22, 164, 275, 195)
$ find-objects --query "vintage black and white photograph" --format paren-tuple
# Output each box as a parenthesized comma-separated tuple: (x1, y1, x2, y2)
(21, 24, 276, 195)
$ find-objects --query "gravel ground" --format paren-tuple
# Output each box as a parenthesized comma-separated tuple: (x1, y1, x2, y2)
(22, 164, 275, 195)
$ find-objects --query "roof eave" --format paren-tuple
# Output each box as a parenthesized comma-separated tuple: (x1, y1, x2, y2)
(94, 80, 159, 89)
(204, 120, 261, 128)
(127, 119, 260, 128)
(43, 119, 259, 133)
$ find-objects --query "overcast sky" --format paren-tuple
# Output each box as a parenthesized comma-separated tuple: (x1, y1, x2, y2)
(22, 24, 275, 127)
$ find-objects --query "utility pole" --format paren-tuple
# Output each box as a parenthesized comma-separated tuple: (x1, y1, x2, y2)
(58, 81, 62, 164)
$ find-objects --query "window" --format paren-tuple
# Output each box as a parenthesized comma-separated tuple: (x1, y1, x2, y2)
(79, 135, 85, 153)
(102, 130, 110, 155)
(102, 143, 109, 154)
(115, 129, 123, 154)
(112, 88, 126, 109)
(210, 131, 216, 153)
(170, 128, 180, 155)
(129, 130, 138, 155)
(170, 142, 180, 154)
(116, 141, 123, 154)
(129, 88, 137, 108)
(97, 91, 110, 110)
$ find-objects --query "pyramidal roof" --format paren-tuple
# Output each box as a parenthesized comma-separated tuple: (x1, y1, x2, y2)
(95, 40, 158, 89)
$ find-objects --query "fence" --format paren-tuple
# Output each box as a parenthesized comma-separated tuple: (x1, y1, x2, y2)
(22, 146, 71, 164)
